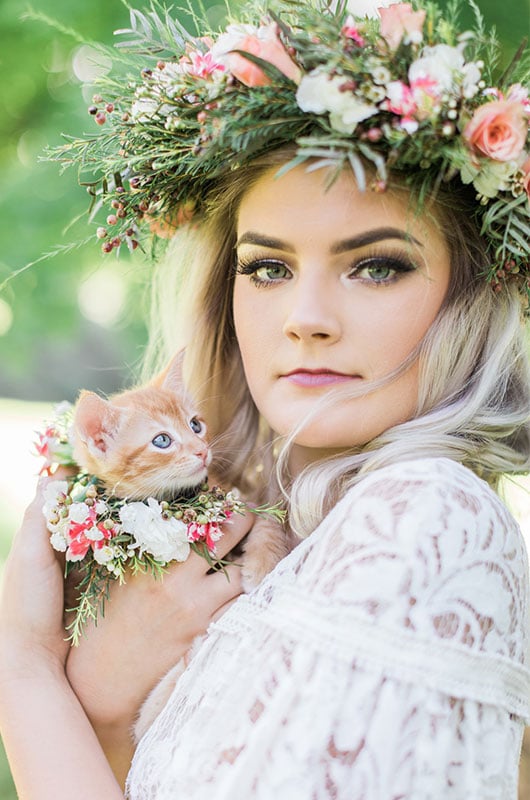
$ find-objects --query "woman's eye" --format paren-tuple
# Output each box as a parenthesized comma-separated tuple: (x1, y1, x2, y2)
(353, 256, 415, 284)
(189, 416, 203, 434)
(152, 433, 172, 449)
(236, 258, 290, 286)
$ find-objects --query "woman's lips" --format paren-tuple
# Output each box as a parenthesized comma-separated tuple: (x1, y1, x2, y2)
(281, 370, 360, 387)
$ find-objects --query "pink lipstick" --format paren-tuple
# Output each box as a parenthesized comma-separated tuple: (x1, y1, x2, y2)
(281, 370, 359, 387)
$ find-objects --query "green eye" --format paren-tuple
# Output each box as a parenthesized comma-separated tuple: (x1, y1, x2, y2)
(152, 433, 172, 449)
(364, 264, 393, 282)
(254, 263, 289, 281)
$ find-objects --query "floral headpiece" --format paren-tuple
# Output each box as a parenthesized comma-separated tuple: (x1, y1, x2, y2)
(52, 0, 530, 302)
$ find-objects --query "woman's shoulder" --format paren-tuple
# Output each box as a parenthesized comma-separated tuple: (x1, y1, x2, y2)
(333, 456, 519, 535)
(296, 456, 530, 667)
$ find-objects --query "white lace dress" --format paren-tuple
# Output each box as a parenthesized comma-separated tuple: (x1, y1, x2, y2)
(126, 458, 530, 799)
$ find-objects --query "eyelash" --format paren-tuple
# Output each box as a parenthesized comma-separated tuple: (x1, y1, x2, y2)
(235, 250, 417, 288)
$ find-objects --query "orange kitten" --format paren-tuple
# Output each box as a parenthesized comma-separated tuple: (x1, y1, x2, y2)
(72, 353, 210, 500)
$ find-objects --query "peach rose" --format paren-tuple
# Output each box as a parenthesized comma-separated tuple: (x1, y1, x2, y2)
(379, 3, 426, 50)
(227, 23, 301, 88)
(464, 99, 528, 162)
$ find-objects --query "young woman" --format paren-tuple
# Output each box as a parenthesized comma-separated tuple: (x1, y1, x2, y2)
(1, 1, 529, 797)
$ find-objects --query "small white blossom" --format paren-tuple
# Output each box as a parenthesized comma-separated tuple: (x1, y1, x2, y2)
(43, 480, 68, 510)
(95, 500, 108, 515)
(68, 502, 91, 524)
(93, 545, 115, 565)
(346, 0, 400, 19)
(85, 525, 104, 542)
(50, 531, 68, 552)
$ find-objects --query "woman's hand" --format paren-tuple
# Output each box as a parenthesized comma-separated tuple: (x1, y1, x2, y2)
(64, 511, 251, 780)
(0, 476, 69, 676)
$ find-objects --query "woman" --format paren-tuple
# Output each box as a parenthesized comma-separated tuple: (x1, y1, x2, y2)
(1, 1, 529, 797)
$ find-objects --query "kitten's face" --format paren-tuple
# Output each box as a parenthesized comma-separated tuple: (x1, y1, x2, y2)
(73, 353, 212, 500)
(106, 398, 211, 499)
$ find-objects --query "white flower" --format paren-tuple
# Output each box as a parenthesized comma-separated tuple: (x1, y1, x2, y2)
(50, 531, 68, 552)
(93, 545, 115, 565)
(85, 525, 104, 542)
(346, 0, 400, 19)
(210, 23, 257, 61)
(119, 498, 191, 563)
(296, 71, 377, 133)
(95, 500, 108, 515)
(43, 480, 68, 509)
(42, 480, 69, 531)
(409, 44, 481, 96)
(68, 502, 91, 524)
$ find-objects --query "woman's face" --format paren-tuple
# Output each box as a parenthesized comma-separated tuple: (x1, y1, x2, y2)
(233, 165, 451, 467)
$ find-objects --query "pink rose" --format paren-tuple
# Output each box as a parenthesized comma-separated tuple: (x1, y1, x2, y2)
(379, 3, 426, 50)
(464, 99, 528, 162)
(227, 23, 301, 87)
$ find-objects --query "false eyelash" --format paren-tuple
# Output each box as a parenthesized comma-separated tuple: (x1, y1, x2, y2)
(234, 256, 290, 287)
(348, 248, 418, 279)
(235, 256, 288, 275)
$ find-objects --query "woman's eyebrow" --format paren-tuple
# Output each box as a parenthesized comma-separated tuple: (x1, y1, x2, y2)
(236, 227, 423, 252)
(236, 232, 295, 251)
(330, 227, 423, 254)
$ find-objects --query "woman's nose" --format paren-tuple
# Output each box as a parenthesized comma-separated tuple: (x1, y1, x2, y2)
(282, 272, 341, 343)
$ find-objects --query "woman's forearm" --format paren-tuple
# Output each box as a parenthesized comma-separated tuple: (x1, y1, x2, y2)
(0, 661, 124, 800)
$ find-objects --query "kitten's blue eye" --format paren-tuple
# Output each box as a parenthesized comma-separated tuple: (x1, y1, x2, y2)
(189, 417, 203, 434)
(152, 433, 172, 449)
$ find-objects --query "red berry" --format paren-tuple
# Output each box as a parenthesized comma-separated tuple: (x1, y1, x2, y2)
(95, 112, 107, 125)
(106, 214, 118, 226)
(102, 241, 113, 253)
(111, 237, 122, 248)
(105, 103, 115, 113)
(117, 208, 126, 218)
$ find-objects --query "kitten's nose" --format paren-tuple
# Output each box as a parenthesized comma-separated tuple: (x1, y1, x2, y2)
(195, 448, 209, 466)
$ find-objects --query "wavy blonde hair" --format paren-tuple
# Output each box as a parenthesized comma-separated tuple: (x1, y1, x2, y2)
(143, 147, 530, 537)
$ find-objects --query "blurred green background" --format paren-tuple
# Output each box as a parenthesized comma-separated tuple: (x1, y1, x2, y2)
(0, 1, 528, 798)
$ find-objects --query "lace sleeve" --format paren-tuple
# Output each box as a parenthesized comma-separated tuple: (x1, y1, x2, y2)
(126, 458, 530, 800)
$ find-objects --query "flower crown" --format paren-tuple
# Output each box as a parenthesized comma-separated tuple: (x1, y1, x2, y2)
(52, 0, 530, 302)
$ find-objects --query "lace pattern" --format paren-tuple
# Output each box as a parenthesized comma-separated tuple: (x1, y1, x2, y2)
(126, 458, 530, 799)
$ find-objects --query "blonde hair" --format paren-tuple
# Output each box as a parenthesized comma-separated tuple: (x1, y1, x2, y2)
(143, 148, 530, 537)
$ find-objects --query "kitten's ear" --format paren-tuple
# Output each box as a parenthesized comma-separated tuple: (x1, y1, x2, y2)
(74, 391, 123, 456)
(159, 350, 186, 394)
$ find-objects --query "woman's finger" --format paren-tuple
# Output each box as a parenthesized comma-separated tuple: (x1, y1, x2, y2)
(204, 563, 243, 610)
